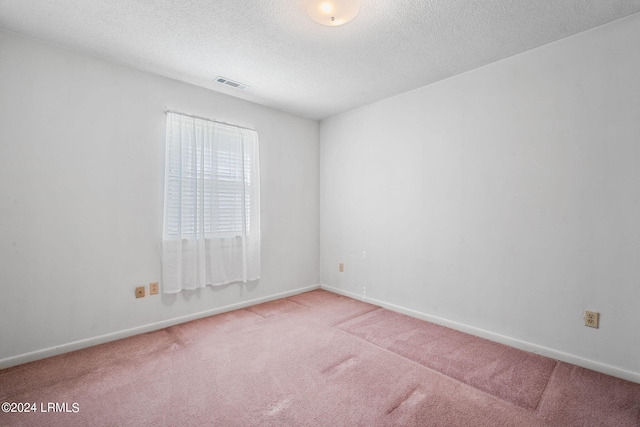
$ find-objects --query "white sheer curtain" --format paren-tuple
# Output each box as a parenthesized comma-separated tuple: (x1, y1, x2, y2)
(162, 112, 260, 293)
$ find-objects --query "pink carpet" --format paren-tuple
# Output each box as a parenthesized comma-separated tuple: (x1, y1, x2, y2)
(1, 289, 639, 426)
(336, 308, 557, 410)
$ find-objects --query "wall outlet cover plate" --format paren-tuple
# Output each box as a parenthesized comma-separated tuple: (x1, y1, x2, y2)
(585, 310, 599, 328)
(135, 286, 145, 298)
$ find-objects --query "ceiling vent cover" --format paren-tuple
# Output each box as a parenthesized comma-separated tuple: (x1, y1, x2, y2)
(215, 76, 249, 91)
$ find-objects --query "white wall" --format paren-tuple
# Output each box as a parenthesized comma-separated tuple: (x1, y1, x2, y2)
(320, 13, 640, 379)
(0, 30, 319, 366)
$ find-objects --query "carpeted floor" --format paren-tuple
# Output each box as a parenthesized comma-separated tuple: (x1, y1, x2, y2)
(1, 289, 639, 426)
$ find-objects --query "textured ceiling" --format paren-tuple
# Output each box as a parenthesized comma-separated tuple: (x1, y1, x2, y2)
(1, 1, 640, 120)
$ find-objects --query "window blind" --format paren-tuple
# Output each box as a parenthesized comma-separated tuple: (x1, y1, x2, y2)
(162, 112, 260, 293)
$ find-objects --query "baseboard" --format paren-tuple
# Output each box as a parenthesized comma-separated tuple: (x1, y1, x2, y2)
(321, 284, 640, 385)
(0, 284, 321, 370)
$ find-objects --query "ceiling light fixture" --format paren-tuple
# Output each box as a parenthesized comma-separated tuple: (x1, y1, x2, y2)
(306, 0, 362, 27)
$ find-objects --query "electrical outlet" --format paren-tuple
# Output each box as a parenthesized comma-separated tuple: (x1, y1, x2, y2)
(339, 263, 344, 272)
(135, 286, 146, 298)
(149, 282, 159, 295)
(585, 310, 599, 328)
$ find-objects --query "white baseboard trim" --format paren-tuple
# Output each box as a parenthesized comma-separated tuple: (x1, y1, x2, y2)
(0, 284, 321, 370)
(321, 284, 640, 384)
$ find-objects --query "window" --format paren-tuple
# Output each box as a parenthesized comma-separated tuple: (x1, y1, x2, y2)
(162, 112, 260, 293)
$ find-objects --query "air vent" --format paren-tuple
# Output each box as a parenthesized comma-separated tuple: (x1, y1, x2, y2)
(215, 76, 249, 91)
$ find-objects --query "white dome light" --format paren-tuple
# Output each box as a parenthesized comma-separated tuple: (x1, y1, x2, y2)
(306, 0, 362, 27)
